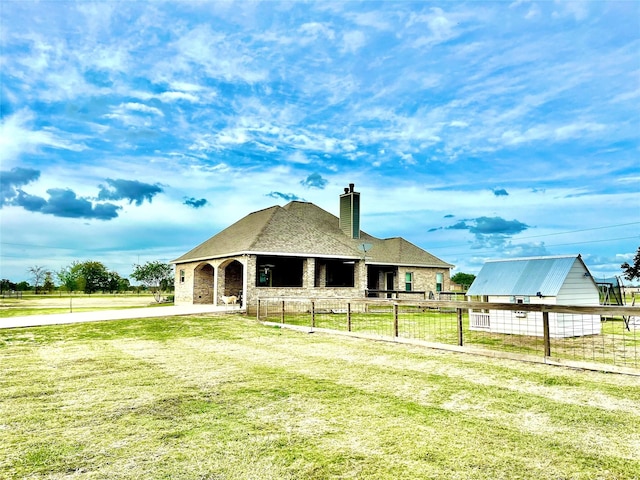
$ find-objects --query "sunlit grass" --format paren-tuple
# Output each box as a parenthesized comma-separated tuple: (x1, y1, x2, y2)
(2, 315, 639, 479)
(262, 306, 640, 369)
(0, 294, 170, 318)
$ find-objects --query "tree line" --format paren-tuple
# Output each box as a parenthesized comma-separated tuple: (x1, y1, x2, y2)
(3, 248, 638, 297)
(1, 260, 174, 301)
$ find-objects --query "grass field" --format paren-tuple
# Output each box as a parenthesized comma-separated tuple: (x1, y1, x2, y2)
(0, 294, 167, 318)
(1, 314, 639, 479)
(263, 306, 640, 370)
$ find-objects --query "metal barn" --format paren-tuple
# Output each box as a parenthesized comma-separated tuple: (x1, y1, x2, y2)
(466, 255, 601, 338)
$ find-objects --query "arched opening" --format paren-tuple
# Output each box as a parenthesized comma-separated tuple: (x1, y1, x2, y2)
(193, 263, 214, 304)
(218, 259, 244, 305)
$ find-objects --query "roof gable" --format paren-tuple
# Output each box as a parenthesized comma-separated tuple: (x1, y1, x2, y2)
(173, 203, 362, 263)
(283, 203, 451, 267)
(366, 237, 452, 267)
(172, 206, 280, 262)
(173, 200, 452, 269)
(467, 255, 590, 296)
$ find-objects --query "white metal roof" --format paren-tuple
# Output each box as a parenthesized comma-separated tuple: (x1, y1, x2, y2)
(466, 255, 590, 297)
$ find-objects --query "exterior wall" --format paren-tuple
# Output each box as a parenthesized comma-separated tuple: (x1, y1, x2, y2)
(174, 261, 200, 305)
(395, 266, 451, 299)
(469, 293, 601, 338)
(556, 261, 600, 306)
(194, 263, 214, 304)
(216, 260, 243, 301)
(249, 258, 366, 305)
(174, 256, 248, 306)
(176, 256, 451, 312)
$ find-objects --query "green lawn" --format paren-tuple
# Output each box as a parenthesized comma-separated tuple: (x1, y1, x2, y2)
(261, 306, 640, 369)
(0, 294, 168, 318)
(1, 314, 639, 479)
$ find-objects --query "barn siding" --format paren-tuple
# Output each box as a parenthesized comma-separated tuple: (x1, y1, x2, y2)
(556, 259, 600, 306)
(471, 259, 602, 338)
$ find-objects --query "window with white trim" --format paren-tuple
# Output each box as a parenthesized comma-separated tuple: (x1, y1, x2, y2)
(405, 272, 413, 291)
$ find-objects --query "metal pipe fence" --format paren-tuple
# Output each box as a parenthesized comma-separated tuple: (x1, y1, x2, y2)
(255, 297, 640, 374)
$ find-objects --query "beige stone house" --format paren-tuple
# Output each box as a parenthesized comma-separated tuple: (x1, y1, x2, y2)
(172, 184, 453, 307)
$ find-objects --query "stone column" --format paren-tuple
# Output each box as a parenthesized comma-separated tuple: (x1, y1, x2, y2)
(213, 263, 219, 306)
(356, 260, 367, 295)
(304, 258, 316, 288)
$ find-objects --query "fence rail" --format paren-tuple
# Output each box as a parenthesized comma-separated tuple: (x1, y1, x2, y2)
(255, 297, 640, 374)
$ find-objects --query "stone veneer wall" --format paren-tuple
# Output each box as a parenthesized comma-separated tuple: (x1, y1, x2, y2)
(175, 256, 441, 307)
(396, 266, 451, 297)
(245, 258, 367, 307)
(174, 256, 249, 306)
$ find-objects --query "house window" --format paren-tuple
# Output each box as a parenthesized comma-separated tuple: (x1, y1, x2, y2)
(405, 272, 413, 291)
(436, 273, 443, 292)
(325, 260, 355, 287)
(179, 269, 185, 283)
(256, 256, 303, 287)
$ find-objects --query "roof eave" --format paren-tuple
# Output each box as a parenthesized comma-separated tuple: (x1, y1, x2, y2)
(366, 260, 453, 268)
(172, 250, 361, 264)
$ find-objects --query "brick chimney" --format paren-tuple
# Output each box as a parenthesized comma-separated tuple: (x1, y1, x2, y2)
(339, 183, 360, 239)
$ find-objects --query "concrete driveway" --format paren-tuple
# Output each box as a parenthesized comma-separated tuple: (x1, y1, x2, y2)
(0, 304, 244, 329)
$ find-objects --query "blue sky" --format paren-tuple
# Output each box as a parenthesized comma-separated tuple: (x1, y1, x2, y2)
(1, 1, 639, 284)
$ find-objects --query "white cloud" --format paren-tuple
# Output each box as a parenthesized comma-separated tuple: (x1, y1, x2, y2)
(350, 11, 393, 30)
(409, 7, 462, 47)
(341, 30, 366, 53)
(286, 151, 310, 164)
(215, 128, 249, 146)
(298, 22, 335, 44)
(171, 24, 268, 83)
(524, 5, 541, 20)
(122, 102, 164, 116)
(0, 110, 87, 164)
(552, 1, 590, 22)
(159, 91, 199, 103)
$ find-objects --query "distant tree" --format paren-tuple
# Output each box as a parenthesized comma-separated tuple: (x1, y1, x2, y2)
(131, 261, 173, 302)
(75, 261, 109, 294)
(0, 279, 16, 294)
(118, 277, 131, 292)
(43, 271, 55, 294)
(451, 272, 476, 290)
(16, 281, 31, 291)
(106, 271, 129, 293)
(28, 265, 48, 294)
(621, 246, 640, 282)
(57, 265, 80, 294)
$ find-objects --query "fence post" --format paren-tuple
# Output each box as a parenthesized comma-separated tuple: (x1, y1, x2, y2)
(394, 303, 399, 337)
(457, 308, 463, 346)
(542, 310, 551, 357)
(257, 299, 261, 321)
(281, 300, 285, 324)
(311, 301, 316, 329)
(347, 302, 352, 332)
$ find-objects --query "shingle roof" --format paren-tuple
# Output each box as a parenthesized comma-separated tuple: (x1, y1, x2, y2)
(173, 201, 452, 268)
(466, 255, 589, 296)
(364, 236, 452, 267)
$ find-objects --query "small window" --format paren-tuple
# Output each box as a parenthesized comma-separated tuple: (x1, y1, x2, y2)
(179, 269, 185, 283)
(405, 272, 413, 291)
(436, 273, 443, 292)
